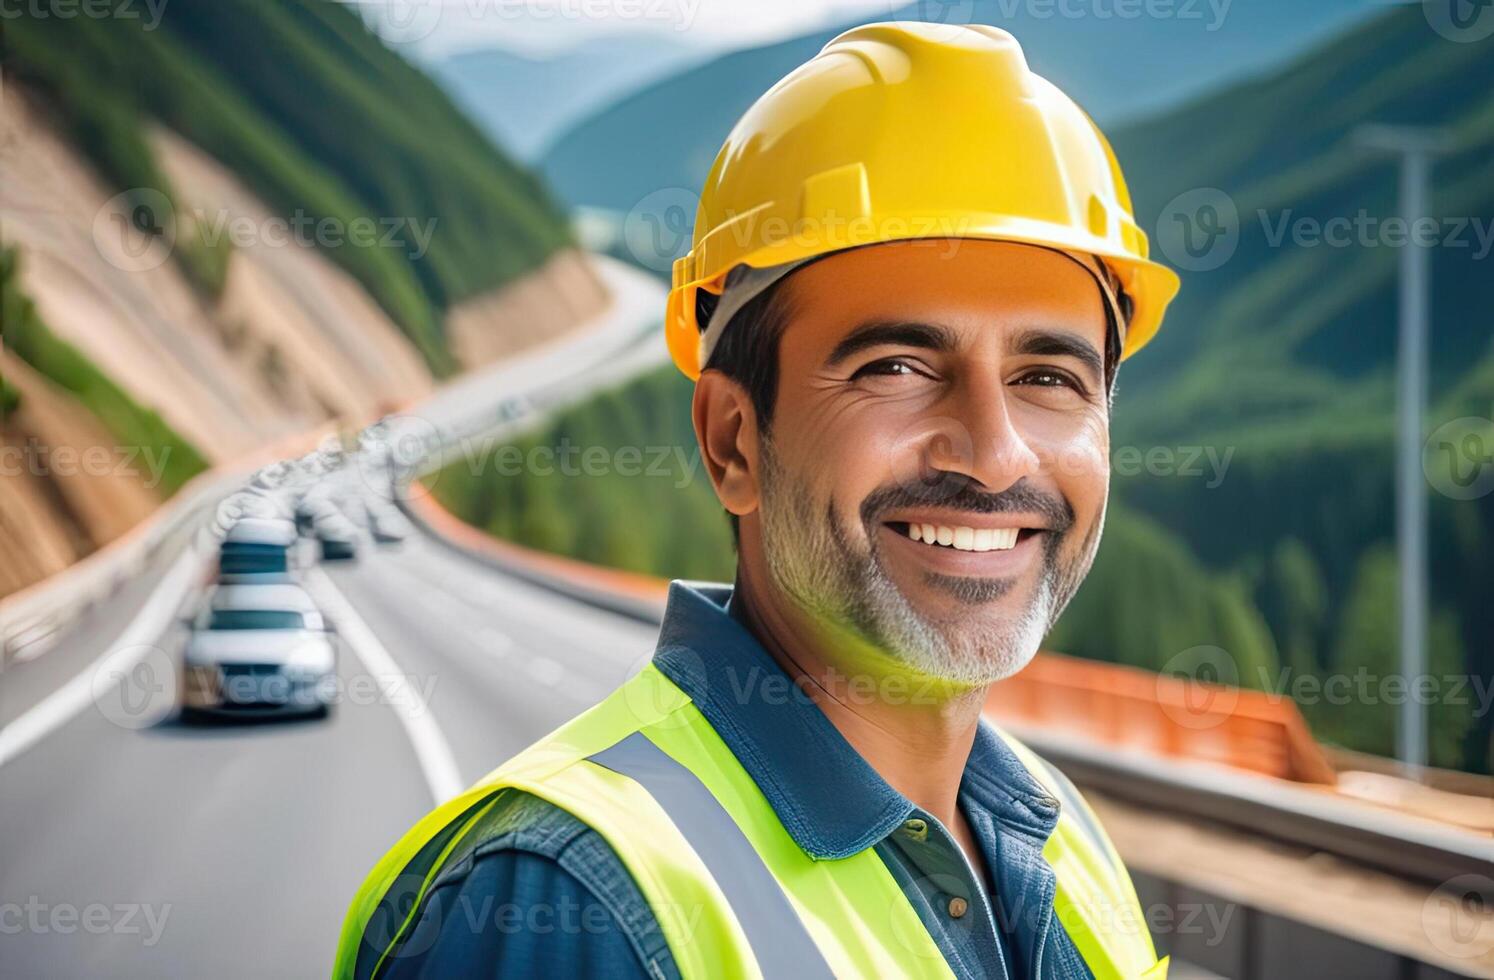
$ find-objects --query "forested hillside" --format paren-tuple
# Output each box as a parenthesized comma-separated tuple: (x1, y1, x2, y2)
(8, 0, 575, 373)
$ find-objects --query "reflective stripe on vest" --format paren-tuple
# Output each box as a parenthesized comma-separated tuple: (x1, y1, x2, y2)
(335, 664, 1165, 980)
(588, 732, 836, 979)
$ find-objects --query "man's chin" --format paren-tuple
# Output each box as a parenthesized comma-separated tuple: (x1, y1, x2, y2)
(864, 576, 1048, 687)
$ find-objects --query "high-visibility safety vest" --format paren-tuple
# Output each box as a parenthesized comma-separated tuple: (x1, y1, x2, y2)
(336, 664, 1169, 979)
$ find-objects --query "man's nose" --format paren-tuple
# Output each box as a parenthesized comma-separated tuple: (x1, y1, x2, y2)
(925, 380, 1041, 492)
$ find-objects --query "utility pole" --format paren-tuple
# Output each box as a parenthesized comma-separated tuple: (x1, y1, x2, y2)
(1354, 125, 1450, 773)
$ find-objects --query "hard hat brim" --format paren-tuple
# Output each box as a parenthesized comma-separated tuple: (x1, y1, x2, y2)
(666, 220, 1180, 381)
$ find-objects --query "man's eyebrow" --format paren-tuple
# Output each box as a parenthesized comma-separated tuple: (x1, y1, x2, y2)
(825, 320, 959, 366)
(1010, 328, 1104, 380)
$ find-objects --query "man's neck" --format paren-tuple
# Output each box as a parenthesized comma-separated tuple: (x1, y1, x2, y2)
(728, 563, 988, 833)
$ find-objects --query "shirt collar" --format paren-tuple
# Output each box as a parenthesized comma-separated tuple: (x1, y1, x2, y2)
(650, 580, 1060, 860)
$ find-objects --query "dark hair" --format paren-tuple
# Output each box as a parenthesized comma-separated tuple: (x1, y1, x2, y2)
(697, 277, 800, 546)
(695, 263, 1128, 546)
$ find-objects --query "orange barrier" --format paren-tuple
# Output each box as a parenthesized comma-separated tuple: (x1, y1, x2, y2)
(412, 490, 1336, 786)
(985, 651, 1337, 785)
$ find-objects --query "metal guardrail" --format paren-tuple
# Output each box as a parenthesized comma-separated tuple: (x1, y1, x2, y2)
(1014, 725, 1494, 894)
(0, 465, 250, 665)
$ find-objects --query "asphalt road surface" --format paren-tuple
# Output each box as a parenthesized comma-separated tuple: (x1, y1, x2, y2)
(1, 528, 660, 978)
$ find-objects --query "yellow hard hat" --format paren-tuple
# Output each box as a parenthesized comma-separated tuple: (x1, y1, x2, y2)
(665, 21, 1181, 380)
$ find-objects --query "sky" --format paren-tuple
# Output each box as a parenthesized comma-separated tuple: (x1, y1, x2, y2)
(340, 0, 902, 60)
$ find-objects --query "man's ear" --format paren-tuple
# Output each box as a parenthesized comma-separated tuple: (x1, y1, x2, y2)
(692, 369, 761, 521)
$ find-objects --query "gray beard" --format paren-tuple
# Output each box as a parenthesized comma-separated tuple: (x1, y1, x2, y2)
(756, 440, 1098, 688)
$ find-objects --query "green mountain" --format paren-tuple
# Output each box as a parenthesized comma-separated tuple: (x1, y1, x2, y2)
(438, 6, 1494, 773)
(1106, 4, 1494, 768)
(7, 0, 575, 373)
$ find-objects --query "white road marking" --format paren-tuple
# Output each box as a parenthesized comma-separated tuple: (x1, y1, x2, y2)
(0, 542, 206, 768)
(304, 567, 464, 805)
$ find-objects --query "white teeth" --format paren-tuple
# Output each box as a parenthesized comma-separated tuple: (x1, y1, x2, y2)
(902, 523, 1021, 552)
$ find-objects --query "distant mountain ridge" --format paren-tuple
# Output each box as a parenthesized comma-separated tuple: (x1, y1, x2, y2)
(539, 0, 1377, 228)
(433, 33, 709, 161)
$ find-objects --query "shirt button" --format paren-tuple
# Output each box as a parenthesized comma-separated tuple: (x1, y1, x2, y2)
(902, 818, 928, 842)
(947, 897, 968, 919)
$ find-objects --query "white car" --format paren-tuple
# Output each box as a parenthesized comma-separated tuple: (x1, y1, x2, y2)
(180, 583, 337, 719)
(217, 516, 301, 583)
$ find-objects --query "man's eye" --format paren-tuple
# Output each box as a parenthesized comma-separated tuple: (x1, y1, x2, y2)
(851, 358, 922, 379)
(1014, 369, 1076, 389)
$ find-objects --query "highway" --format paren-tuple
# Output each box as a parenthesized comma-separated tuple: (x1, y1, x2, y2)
(0, 253, 669, 978)
(1, 523, 658, 977)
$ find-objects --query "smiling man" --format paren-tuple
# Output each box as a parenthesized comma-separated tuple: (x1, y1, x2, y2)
(339, 21, 1178, 980)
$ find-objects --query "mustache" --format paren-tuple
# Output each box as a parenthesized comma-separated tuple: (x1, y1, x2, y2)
(859, 474, 1075, 533)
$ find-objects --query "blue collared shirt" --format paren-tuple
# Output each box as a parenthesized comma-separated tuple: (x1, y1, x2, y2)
(383, 581, 1094, 979)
